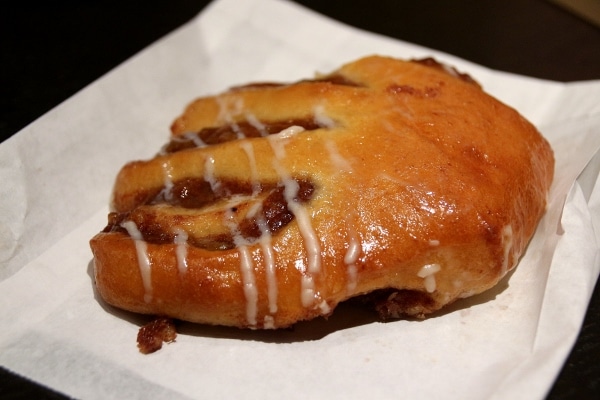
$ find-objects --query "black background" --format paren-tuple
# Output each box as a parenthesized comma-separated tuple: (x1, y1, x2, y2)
(1, 1, 599, 398)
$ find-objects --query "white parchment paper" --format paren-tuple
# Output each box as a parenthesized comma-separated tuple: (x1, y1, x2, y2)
(1, 0, 600, 399)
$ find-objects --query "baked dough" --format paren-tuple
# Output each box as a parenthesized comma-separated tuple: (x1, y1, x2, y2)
(90, 56, 554, 329)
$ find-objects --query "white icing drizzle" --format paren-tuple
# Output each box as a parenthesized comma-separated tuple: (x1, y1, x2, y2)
(183, 131, 208, 148)
(317, 106, 360, 296)
(216, 96, 245, 139)
(158, 132, 207, 155)
(237, 244, 258, 326)
(242, 199, 260, 217)
(204, 155, 221, 194)
(417, 263, 441, 293)
(203, 135, 261, 326)
(173, 228, 189, 275)
(239, 141, 261, 195)
(346, 264, 358, 294)
(245, 112, 268, 136)
(318, 300, 331, 314)
(232, 122, 244, 139)
(238, 139, 279, 315)
(313, 104, 335, 128)
(501, 224, 514, 276)
(270, 126, 321, 273)
(261, 235, 278, 314)
(428, 239, 440, 246)
(325, 139, 353, 172)
(280, 170, 322, 307)
(343, 216, 361, 293)
(187, 131, 208, 148)
(263, 315, 275, 329)
(343, 230, 361, 264)
(301, 274, 316, 307)
(253, 210, 278, 314)
(268, 126, 305, 158)
(121, 220, 153, 303)
(225, 209, 259, 326)
(284, 179, 322, 274)
(268, 128, 322, 307)
(160, 160, 174, 202)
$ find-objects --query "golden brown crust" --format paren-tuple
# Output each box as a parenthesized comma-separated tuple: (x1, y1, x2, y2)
(90, 56, 554, 329)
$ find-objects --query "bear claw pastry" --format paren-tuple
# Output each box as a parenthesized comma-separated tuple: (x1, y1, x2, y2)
(90, 56, 554, 330)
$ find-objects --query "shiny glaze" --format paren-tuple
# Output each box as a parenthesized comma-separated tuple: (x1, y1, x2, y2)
(97, 56, 552, 327)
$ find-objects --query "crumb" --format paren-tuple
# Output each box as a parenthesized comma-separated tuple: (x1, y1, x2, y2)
(137, 317, 177, 354)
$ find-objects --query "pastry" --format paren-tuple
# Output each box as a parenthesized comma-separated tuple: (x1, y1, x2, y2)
(90, 56, 554, 332)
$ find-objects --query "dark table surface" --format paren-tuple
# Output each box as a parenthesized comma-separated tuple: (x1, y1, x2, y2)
(1, 1, 599, 398)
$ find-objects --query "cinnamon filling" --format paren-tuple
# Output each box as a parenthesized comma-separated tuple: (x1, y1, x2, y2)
(411, 57, 480, 87)
(229, 74, 363, 91)
(163, 118, 323, 153)
(104, 178, 315, 251)
(110, 74, 356, 249)
(303, 74, 363, 87)
(386, 84, 441, 98)
(357, 288, 437, 319)
(164, 74, 361, 154)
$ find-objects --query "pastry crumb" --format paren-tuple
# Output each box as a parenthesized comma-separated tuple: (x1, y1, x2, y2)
(137, 317, 177, 354)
